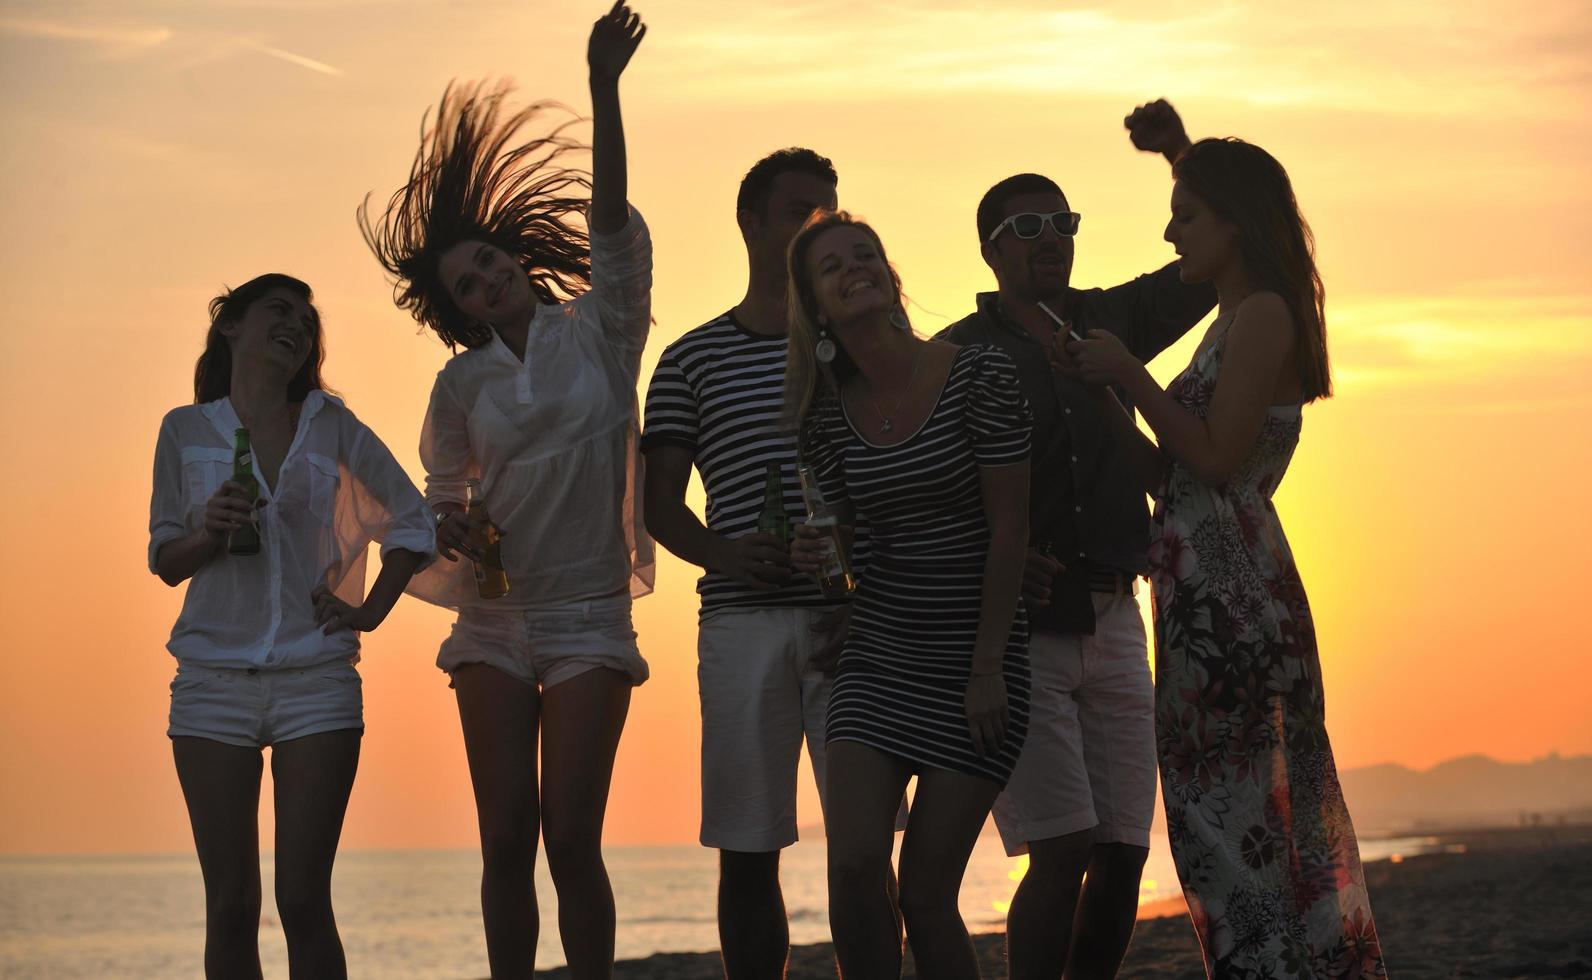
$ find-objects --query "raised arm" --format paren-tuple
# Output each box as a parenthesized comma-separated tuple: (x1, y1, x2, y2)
(587, 1, 646, 235)
(1125, 97, 1192, 167)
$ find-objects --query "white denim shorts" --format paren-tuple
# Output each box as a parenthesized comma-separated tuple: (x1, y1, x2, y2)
(167, 659, 363, 749)
(993, 593, 1158, 854)
(436, 594, 648, 691)
(697, 605, 837, 852)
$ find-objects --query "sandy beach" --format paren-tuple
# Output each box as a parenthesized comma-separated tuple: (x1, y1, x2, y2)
(532, 826, 1592, 979)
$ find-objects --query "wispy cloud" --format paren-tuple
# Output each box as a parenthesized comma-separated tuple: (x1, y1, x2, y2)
(0, 16, 171, 53)
(0, 13, 342, 77)
(241, 39, 343, 76)
(639, 0, 1590, 116)
(1331, 291, 1592, 392)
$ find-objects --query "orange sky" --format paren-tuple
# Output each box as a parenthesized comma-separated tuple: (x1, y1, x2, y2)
(0, 0, 1588, 855)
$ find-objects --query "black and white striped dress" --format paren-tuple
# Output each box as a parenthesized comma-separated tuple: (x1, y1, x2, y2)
(804, 344, 1032, 784)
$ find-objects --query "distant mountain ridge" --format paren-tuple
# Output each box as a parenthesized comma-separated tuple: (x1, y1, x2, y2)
(805, 753, 1592, 841)
(1338, 753, 1592, 835)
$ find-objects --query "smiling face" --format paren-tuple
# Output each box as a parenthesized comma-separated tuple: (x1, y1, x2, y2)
(437, 239, 536, 329)
(803, 224, 897, 329)
(982, 190, 1074, 302)
(1164, 180, 1241, 284)
(220, 286, 316, 378)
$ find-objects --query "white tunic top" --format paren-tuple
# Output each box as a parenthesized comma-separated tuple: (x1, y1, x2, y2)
(406, 206, 656, 611)
(148, 391, 437, 669)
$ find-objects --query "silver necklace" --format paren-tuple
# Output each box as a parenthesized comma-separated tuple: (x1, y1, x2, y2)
(870, 346, 923, 433)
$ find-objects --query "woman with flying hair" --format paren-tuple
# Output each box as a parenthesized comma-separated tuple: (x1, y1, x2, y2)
(358, 4, 650, 975)
(785, 210, 1033, 977)
(1070, 138, 1386, 976)
(149, 273, 434, 978)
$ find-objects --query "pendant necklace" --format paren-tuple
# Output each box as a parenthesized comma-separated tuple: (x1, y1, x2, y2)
(870, 346, 923, 433)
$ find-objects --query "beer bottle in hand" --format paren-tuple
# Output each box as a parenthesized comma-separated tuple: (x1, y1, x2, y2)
(797, 461, 855, 599)
(228, 428, 262, 556)
(466, 478, 510, 599)
(757, 462, 790, 543)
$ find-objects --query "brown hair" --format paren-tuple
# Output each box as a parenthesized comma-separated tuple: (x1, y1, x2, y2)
(359, 80, 594, 352)
(1175, 137, 1331, 401)
(194, 273, 331, 404)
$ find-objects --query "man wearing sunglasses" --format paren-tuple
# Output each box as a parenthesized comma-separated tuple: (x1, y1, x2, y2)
(935, 99, 1216, 979)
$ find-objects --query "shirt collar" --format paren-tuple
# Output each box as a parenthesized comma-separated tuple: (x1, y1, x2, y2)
(975, 291, 1041, 345)
(201, 389, 332, 445)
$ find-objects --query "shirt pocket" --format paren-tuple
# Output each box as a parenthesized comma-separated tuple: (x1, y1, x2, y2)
(302, 452, 340, 527)
(179, 447, 234, 515)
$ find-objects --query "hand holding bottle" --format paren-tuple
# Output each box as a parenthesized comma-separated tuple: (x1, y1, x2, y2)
(202, 481, 259, 539)
(435, 507, 487, 563)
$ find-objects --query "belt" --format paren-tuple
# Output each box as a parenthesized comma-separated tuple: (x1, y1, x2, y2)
(1086, 567, 1139, 596)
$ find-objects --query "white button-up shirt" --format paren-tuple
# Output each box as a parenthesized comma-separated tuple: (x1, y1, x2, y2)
(406, 207, 655, 611)
(148, 391, 436, 669)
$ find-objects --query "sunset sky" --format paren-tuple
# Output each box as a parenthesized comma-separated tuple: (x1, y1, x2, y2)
(0, 0, 1587, 856)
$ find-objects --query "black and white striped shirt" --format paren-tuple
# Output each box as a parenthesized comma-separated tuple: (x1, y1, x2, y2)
(642, 311, 857, 615)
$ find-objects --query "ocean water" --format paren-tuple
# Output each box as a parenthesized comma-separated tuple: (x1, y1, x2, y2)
(0, 834, 1435, 978)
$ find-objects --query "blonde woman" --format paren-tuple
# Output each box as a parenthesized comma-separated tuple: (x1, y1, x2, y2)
(786, 211, 1031, 977)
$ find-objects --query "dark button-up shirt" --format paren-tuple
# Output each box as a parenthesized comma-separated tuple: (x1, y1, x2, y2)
(935, 262, 1215, 633)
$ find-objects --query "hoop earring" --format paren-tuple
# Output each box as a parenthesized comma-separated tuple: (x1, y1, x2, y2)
(889, 309, 911, 332)
(815, 328, 837, 364)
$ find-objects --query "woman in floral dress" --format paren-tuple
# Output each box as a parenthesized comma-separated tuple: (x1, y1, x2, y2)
(1069, 137, 1386, 978)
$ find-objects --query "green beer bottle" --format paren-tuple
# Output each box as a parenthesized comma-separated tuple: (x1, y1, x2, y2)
(228, 428, 261, 556)
(756, 462, 790, 543)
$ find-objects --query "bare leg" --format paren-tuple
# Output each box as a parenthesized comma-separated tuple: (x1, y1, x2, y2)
(270, 729, 361, 980)
(896, 768, 1002, 980)
(1005, 829, 1093, 980)
(825, 741, 912, 978)
(719, 849, 790, 979)
(1064, 843, 1149, 979)
(539, 667, 632, 980)
(454, 663, 542, 979)
(173, 736, 266, 980)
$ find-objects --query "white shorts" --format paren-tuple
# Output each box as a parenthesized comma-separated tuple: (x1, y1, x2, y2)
(993, 593, 1157, 855)
(167, 659, 363, 748)
(437, 594, 648, 691)
(698, 605, 838, 852)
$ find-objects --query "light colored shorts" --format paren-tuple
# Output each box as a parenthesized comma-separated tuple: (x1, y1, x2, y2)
(167, 659, 363, 749)
(437, 594, 648, 691)
(698, 605, 840, 852)
(993, 593, 1157, 855)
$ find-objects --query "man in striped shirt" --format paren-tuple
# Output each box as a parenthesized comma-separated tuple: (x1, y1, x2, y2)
(641, 148, 845, 978)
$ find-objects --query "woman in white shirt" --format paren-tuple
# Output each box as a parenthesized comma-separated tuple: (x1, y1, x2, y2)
(358, 4, 651, 974)
(148, 273, 435, 978)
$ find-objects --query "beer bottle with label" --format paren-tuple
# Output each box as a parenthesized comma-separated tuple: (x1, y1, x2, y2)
(466, 478, 510, 599)
(228, 428, 262, 556)
(756, 462, 790, 543)
(797, 461, 855, 599)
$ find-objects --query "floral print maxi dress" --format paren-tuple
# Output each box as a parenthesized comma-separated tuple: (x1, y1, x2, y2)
(1149, 331, 1386, 979)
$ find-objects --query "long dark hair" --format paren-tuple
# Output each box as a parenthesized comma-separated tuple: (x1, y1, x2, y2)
(783, 210, 907, 427)
(194, 274, 329, 405)
(359, 80, 594, 352)
(1174, 137, 1332, 401)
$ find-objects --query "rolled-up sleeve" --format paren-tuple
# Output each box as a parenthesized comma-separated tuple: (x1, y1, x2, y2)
(347, 419, 437, 571)
(419, 372, 473, 509)
(585, 204, 652, 353)
(148, 414, 190, 573)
